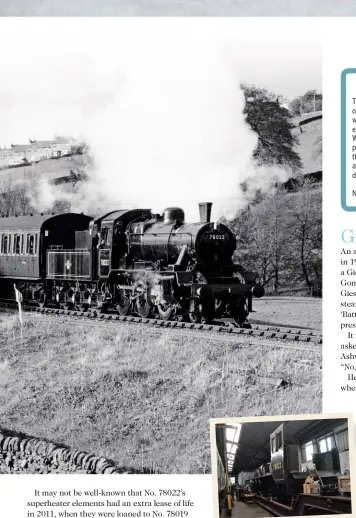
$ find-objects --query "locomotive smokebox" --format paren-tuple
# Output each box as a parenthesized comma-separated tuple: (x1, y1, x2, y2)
(198, 202, 212, 223)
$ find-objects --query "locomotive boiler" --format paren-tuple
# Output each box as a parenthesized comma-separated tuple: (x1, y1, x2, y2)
(0, 202, 264, 325)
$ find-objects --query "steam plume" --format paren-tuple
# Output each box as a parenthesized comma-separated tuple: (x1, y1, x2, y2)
(0, 23, 293, 220)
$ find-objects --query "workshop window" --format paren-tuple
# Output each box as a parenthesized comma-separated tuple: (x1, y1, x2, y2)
(301, 441, 314, 463)
(319, 435, 334, 454)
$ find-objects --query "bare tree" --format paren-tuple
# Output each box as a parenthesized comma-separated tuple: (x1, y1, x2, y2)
(285, 179, 322, 294)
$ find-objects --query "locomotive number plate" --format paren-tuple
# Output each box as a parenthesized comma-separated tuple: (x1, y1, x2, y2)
(208, 234, 226, 240)
(101, 259, 110, 266)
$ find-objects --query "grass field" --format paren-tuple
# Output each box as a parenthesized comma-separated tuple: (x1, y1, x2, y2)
(250, 296, 322, 330)
(0, 302, 322, 474)
(0, 155, 87, 186)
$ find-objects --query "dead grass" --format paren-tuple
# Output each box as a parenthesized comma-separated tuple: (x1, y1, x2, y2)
(0, 312, 321, 473)
(251, 296, 322, 330)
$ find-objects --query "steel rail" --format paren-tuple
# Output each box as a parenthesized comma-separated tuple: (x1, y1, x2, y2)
(0, 300, 322, 345)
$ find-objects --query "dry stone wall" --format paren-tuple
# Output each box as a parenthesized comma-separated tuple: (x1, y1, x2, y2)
(0, 428, 136, 474)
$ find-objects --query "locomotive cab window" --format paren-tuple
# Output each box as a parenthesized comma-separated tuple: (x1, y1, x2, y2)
(114, 221, 123, 236)
(276, 431, 282, 450)
(100, 227, 112, 247)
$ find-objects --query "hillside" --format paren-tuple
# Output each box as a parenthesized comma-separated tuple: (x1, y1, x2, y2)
(292, 113, 322, 175)
(0, 154, 87, 187)
(0, 112, 322, 193)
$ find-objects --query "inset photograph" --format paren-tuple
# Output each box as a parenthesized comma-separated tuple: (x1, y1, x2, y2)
(211, 414, 353, 517)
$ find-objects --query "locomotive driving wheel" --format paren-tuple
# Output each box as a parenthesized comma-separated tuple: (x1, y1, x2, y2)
(116, 288, 131, 316)
(135, 281, 153, 318)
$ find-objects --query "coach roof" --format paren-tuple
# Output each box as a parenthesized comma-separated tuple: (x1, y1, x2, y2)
(0, 213, 91, 232)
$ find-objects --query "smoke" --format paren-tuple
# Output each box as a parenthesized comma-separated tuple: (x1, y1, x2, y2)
(0, 24, 292, 221)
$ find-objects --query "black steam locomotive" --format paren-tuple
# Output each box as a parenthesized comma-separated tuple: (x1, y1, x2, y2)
(0, 202, 264, 325)
(252, 422, 351, 513)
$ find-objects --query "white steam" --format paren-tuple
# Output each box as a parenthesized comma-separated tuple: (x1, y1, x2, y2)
(0, 25, 290, 221)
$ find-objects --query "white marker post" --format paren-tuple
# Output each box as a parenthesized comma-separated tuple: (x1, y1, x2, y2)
(14, 284, 23, 340)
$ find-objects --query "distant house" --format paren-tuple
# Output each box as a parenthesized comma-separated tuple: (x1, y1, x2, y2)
(0, 137, 72, 170)
(0, 145, 28, 169)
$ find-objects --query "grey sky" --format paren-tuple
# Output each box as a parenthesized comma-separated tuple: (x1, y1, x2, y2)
(0, 0, 356, 16)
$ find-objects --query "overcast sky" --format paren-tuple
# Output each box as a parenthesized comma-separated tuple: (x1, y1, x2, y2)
(0, 0, 355, 15)
(0, 18, 323, 217)
(0, 18, 321, 146)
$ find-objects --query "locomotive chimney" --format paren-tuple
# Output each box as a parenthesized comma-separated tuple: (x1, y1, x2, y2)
(198, 202, 212, 223)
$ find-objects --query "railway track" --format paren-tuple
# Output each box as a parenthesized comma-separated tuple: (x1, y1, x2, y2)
(0, 300, 322, 345)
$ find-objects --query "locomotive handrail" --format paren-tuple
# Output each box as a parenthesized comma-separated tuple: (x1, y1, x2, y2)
(127, 231, 195, 242)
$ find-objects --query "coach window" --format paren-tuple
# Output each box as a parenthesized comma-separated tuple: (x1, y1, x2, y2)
(8, 234, 13, 255)
(15, 234, 21, 254)
(26, 233, 31, 254)
(271, 436, 276, 453)
(21, 234, 26, 255)
(34, 233, 38, 255)
(1, 234, 7, 254)
(276, 432, 282, 451)
(29, 234, 35, 255)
